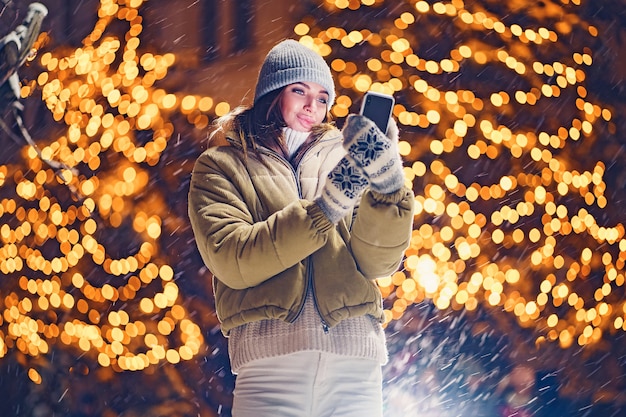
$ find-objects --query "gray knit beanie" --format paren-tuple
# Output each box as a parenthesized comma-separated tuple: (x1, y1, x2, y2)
(254, 39, 336, 108)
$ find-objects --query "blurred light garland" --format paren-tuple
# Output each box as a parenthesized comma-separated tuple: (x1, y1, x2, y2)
(0, 0, 231, 381)
(297, 0, 624, 349)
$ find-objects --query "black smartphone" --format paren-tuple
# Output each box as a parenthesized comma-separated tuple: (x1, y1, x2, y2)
(359, 91, 395, 133)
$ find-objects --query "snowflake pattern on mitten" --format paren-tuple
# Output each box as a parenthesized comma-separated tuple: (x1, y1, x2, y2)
(347, 125, 391, 169)
(316, 157, 369, 224)
(328, 158, 369, 199)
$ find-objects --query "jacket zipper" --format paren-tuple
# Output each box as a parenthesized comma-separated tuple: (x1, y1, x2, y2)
(259, 146, 330, 333)
(294, 147, 331, 333)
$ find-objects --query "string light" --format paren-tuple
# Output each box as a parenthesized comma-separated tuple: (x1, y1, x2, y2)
(300, 0, 623, 350)
(0, 0, 224, 378)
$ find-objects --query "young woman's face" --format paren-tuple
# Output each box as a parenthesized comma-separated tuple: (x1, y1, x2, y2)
(279, 82, 329, 132)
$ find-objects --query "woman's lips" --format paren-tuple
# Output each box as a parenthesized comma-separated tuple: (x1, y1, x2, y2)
(297, 114, 315, 129)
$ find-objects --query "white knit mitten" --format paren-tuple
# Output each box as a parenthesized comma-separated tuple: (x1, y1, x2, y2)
(342, 114, 405, 194)
(315, 157, 369, 224)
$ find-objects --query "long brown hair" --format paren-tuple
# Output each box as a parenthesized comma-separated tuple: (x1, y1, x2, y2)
(210, 87, 334, 162)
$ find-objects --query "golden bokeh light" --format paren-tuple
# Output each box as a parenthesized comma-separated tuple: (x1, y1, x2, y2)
(1, 0, 209, 374)
(314, 0, 623, 351)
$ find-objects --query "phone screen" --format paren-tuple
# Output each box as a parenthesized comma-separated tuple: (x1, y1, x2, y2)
(360, 92, 394, 133)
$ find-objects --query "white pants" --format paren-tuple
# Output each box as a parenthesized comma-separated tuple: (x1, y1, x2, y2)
(231, 351, 383, 417)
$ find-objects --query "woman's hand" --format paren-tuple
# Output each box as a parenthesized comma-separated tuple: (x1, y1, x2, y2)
(315, 156, 369, 224)
(341, 114, 405, 194)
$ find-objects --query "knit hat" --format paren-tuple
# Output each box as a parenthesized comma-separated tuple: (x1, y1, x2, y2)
(254, 39, 336, 108)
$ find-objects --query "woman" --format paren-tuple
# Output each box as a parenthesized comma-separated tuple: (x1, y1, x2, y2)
(188, 39, 414, 417)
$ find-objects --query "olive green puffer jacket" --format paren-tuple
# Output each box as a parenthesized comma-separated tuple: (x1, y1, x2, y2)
(188, 127, 414, 335)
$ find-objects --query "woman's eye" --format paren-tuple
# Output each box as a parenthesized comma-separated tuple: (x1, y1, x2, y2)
(291, 88, 305, 95)
(317, 97, 328, 104)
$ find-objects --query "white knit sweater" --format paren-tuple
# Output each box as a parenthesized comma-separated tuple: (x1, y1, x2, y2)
(283, 126, 309, 158)
(227, 127, 388, 374)
(228, 291, 388, 373)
